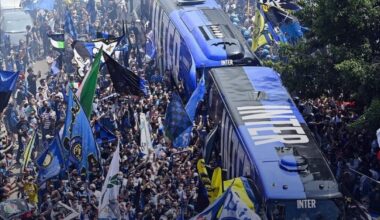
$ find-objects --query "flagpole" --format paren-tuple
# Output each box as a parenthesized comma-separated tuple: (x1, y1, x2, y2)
(247, 0, 250, 16)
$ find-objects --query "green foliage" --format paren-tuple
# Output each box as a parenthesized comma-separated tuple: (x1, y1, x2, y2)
(275, 0, 380, 104)
(349, 99, 380, 134)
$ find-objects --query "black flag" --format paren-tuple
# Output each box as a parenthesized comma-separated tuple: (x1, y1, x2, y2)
(103, 53, 147, 96)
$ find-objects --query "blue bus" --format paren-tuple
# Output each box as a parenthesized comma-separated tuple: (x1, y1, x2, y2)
(207, 66, 345, 219)
(139, 0, 348, 219)
(140, 0, 260, 97)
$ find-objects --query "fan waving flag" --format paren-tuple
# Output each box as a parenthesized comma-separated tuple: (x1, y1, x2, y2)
(0, 70, 19, 113)
(76, 47, 102, 118)
(65, 10, 78, 39)
(47, 33, 64, 51)
(164, 92, 193, 142)
(37, 135, 65, 183)
(62, 89, 100, 173)
(103, 52, 147, 96)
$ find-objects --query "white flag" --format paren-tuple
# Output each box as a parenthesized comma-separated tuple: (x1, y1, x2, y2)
(94, 40, 119, 56)
(140, 113, 153, 159)
(73, 49, 91, 77)
(98, 142, 121, 219)
(219, 189, 261, 220)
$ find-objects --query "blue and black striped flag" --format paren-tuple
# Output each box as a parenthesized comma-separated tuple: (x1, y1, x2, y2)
(0, 70, 19, 113)
(164, 92, 193, 142)
(65, 10, 77, 39)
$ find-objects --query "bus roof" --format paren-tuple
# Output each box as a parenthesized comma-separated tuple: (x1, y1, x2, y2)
(158, 0, 259, 67)
(210, 66, 341, 199)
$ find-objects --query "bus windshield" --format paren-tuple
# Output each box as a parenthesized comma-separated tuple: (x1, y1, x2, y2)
(267, 199, 344, 220)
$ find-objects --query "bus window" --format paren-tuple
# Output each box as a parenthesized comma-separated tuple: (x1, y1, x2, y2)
(271, 204, 286, 220)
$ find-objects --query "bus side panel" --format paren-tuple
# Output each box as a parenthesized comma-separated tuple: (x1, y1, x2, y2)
(148, 1, 196, 96)
(209, 82, 254, 180)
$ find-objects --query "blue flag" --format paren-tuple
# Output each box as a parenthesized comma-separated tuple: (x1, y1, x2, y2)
(86, 0, 97, 23)
(62, 89, 100, 172)
(0, 70, 19, 113)
(50, 54, 63, 75)
(164, 93, 192, 142)
(191, 187, 230, 220)
(173, 74, 206, 147)
(186, 73, 206, 121)
(279, 21, 303, 44)
(65, 10, 78, 39)
(94, 121, 117, 145)
(145, 35, 156, 60)
(191, 184, 260, 219)
(37, 135, 65, 183)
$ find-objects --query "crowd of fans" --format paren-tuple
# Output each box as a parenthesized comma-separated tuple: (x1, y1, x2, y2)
(1, 0, 380, 219)
(297, 97, 380, 214)
(221, 0, 279, 61)
(0, 1, 207, 219)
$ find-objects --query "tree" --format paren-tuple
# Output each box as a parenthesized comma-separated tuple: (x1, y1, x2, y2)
(274, 0, 380, 132)
(275, 0, 380, 103)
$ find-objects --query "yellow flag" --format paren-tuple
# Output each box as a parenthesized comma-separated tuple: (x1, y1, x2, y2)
(196, 159, 213, 201)
(252, 9, 267, 52)
(22, 132, 36, 171)
(210, 167, 223, 202)
(222, 178, 255, 210)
